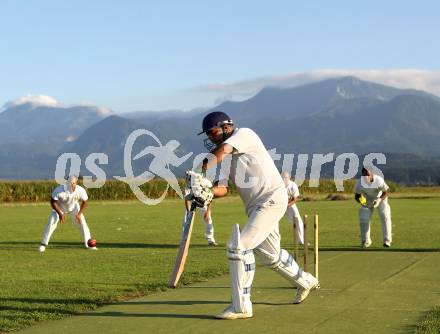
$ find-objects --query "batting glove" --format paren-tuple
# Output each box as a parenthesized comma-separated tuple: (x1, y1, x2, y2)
(185, 171, 213, 208)
(193, 187, 213, 208)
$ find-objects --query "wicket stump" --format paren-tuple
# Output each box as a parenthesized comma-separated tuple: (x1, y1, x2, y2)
(292, 213, 319, 279)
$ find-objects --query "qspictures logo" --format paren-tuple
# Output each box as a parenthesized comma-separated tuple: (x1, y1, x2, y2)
(54, 129, 387, 205)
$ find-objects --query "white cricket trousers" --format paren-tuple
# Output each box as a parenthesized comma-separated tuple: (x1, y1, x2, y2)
(284, 204, 304, 244)
(358, 198, 392, 245)
(199, 207, 215, 241)
(182, 207, 215, 242)
(228, 187, 307, 312)
(41, 203, 91, 246)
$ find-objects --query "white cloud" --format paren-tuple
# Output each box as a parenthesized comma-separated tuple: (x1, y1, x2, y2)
(75, 102, 112, 116)
(1, 94, 113, 115)
(1, 94, 61, 111)
(191, 69, 440, 105)
(95, 106, 112, 116)
(3, 70, 440, 113)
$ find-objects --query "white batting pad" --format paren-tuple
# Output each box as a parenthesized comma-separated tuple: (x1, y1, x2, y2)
(270, 248, 311, 288)
(227, 224, 254, 314)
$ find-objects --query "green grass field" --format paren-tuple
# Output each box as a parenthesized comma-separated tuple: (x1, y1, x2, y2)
(1, 197, 439, 333)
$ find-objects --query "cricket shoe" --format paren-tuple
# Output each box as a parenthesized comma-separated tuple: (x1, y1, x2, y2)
(214, 305, 253, 320)
(293, 273, 320, 304)
(383, 242, 391, 248)
(87, 246, 98, 251)
(208, 239, 218, 246)
(361, 240, 372, 249)
(38, 244, 46, 253)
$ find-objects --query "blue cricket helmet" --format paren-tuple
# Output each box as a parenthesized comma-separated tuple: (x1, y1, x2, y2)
(197, 111, 234, 135)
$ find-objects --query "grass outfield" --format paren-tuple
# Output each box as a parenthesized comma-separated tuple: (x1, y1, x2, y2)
(0, 197, 439, 332)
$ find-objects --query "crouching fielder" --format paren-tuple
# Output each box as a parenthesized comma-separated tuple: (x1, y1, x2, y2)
(354, 167, 392, 248)
(192, 111, 319, 320)
(38, 175, 96, 252)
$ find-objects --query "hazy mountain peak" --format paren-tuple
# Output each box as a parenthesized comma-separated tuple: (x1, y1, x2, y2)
(1, 95, 113, 117)
(2, 76, 440, 181)
(1, 94, 61, 112)
(318, 76, 404, 102)
(337, 75, 362, 84)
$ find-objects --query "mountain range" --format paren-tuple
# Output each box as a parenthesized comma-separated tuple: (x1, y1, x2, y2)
(1, 76, 440, 184)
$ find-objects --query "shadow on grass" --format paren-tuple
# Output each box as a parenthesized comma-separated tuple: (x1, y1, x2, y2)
(3, 241, 437, 253)
(0, 241, 177, 249)
(0, 305, 77, 315)
(81, 299, 291, 320)
(82, 311, 214, 319)
(0, 297, 95, 304)
(113, 300, 226, 306)
(180, 285, 229, 289)
(318, 246, 440, 252)
(0, 241, 225, 250)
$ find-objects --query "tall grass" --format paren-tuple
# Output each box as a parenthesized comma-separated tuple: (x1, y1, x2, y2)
(0, 178, 400, 203)
(416, 306, 440, 334)
(0, 180, 185, 202)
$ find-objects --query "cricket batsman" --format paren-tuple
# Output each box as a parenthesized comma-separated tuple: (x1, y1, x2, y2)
(354, 167, 392, 248)
(185, 111, 319, 320)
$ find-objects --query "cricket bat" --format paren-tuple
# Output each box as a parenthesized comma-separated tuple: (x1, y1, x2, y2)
(168, 201, 197, 288)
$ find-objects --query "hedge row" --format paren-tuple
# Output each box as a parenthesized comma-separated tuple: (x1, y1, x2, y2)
(0, 180, 185, 203)
(0, 179, 397, 203)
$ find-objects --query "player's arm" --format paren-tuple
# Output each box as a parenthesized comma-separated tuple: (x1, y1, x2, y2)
(192, 143, 231, 199)
(212, 181, 228, 198)
(74, 200, 88, 223)
(188, 143, 232, 206)
(202, 143, 234, 171)
(380, 190, 389, 200)
(184, 199, 191, 211)
(50, 198, 65, 223)
(78, 200, 88, 216)
(287, 195, 298, 207)
(76, 188, 89, 222)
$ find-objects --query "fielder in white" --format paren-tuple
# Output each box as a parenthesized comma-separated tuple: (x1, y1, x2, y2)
(183, 201, 217, 246)
(38, 176, 97, 252)
(282, 171, 304, 245)
(354, 167, 392, 248)
(188, 111, 319, 320)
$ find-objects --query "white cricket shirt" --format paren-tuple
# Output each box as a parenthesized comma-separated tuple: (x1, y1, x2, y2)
(219, 128, 285, 215)
(51, 184, 88, 213)
(355, 175, 389, 202)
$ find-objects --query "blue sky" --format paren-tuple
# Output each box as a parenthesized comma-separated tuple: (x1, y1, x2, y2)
(1, 1, 439, 112)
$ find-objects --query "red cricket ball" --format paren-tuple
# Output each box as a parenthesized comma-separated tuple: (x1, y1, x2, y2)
(87, 238, 97, 248)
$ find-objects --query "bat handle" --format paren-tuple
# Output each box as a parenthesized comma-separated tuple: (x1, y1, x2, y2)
(190, 201, 198, 211)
